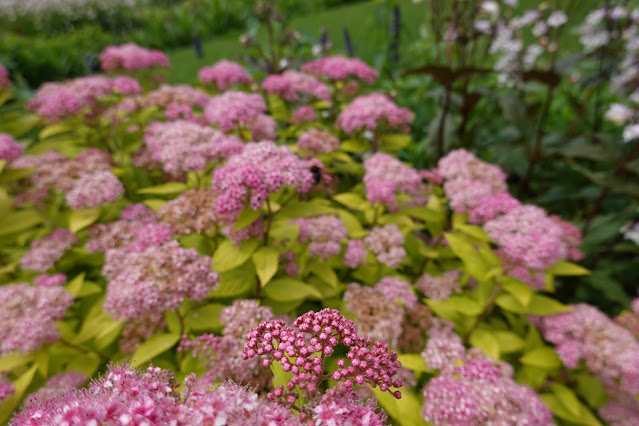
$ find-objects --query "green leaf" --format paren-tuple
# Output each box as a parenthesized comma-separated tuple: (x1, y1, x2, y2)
(212, 239, 260, 273)
(68, 207, 101, 233)
(494, 330, 525, 354)
(186, 303, 225, 332)
(263, 278, 322, 303)
(0, 352, 34, 372)
(34, 348, 49, 376)
(94, 320, 124, 350)
(453, 223, 491, 242)
(252, 247, 279, 286)
(65, 273, 102, 298)
(501, 276, 533, 306)
(496, 294, 527, 313)
(546, 261, 590, 276)
(39, 123, 74, 140)
(397, 353, 428, 373)
(210, 264, 256, 298)
(332, 193, 371, 211)
(271, 359, 294, 390)
(130, 333, 180, 368)
(0, 364, 38, 424)
(444, 232, 489, 280)
(234, 205, 262, 231)
(519, 347, 562, 369)
(575, 373, 608, 409)
(137, 182, 188, 195)
(526, 294, 571, 316)
(371, 387, 427, 426)
(469, 329, 500, 360)
(0, 210, 42, 237)
(340, 138, 370, 153)
(142, 199, 167, 211)
(544, 384, 603, 426)
(380, 133, 411, 152)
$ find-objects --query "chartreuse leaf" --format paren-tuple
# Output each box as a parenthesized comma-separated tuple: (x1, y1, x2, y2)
(493, 330, 525, 353)
(94, 320, 124, 350)
(131, 333, 180, 368)
(546, 261, 590, 276)
(34, 348, 49, 376)
(0, 352, 34, 372)
(210, 264, 256, 298)
(0, 364, 38, 424)
(186, 303, 225, 332)
(575, 373, 608, 409)
(212, 239, 260, 272)
(39, 123, 74, 140)
(444, 232, 489, 280)
(453, 223, 491, 242)
(68, 207, 101, 233)
(65, 273, 102, 298)
(0, 210, 43, 237)
(341, 138, 370, 153)
(263, 278, 322, 303)
(142, 199, 167, 211)
(252, 247, 279, 287)
(397, 354, 428, 373)
(234, 204, 262, 231)
(501, 276, 533, 306)
(380, 133, 411, 152)
(542, 384, 602, 426)
(270, 358, 294, 389)
(496, 294, 526, 313)
(469, 329, 500, 360)
(525, 294, 571, 315)
(332, 193, 371, 211)
(371, 387, 427, 426)
(137, 182, 188, 195)
(519, 347, 562, 369)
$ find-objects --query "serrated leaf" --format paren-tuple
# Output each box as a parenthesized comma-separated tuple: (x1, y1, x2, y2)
(263, 278, 322, 302)
(519, 347, 562, 369)
(137, 182, 188, 195)
(212, 239, 260, 272)
(130, 333, 180, 368)
(546, 261, 590, 276)
(68, 207, 101, 233)
(252, 246, 279, 286)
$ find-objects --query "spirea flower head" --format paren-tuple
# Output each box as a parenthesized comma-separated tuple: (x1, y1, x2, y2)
(64, 170, 124, 210)
(143, 120, 244, 175)
(311, 386, 387, 425)
(0, 63, 11, 89)
(20, 229, 78, 272)
(112, 76, 142, 95)
(291, 105, 318, 124)
(0, 374, 13, 403)
(468, 192, 521, 224)
(242, 308, 403, 405)
(139, 84, 210, 109)
(375, 276, 417, 310)
(262, 70, 331, 102)
(23, 372, 87, 408)
(537, 304, 639, 395)
(301, 55, 379, 84)
(204, 91, 267, 132)
(0, 133, 24, 162)
(127, 223, 173, 252)
(212, 141, 314, 216)
(102, 240, 219, 323)
(246, 113, 277, 141)
(99, 43, 170, 73)
(0, 283, 73, 356)
(336, 93, 415, 134)
(296, 128, 340, 157)
(292, 215, 347, 260)
(364, 224, 406, 269)
(363, 153, 423, 207)
(86, 204, 157, 253)
(159, 189, 221, 235)
(33, 273, 66, 287)
(198, 60, 254, 90)
(344, 240, 367, 268)
(415, 271, 462, 300)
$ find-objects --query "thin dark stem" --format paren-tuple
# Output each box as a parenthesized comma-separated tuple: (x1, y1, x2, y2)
(463, 281, 502, 345)
(60, 338, 108, 361)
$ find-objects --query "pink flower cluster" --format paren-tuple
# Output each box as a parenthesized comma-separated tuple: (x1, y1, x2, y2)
(537, 304, 639, 412)
(296, 128, 339, 157)
(291, 105, 318, 124)
(179, 300, 277, 388)
(143, 120, 244, 175)
(13, 149, 120, 208)
(33, 274, 66, 287)
(0, 282, 73, 356)
(375, 276, 417, 309)
(262, 70, 331, 102)
(344, 240, 367, 268)
(310, 386, 387, 425)
(0, 63, 11, 89)
(102, 240, 219, 323)
(139, 84, 210, 109)
(204, 91, 266, 132)
(415, 270, 462, 300)
(293, 215, 347, 260)
(99, 43, 170, 73)
(212, 141, 314, 216)
(20, 229, 78, 272)
(198, 60, 253, 90)
(0, 374, 13, 403)
(23, 372, 87, 409)
(28, 76, 141, 123)
(159, 190, 221, 235)
(242, 308, 403, 406)
(336, 93, 415, 134)
(363, 153, 423, 207)
(421, 321, 552, 425)
(86, 204, 157, 252)
(301, 55, 379, 84)
(364, 224, 406, 268)
(0, 133, 24, 162)
(616, 298, 639, 339)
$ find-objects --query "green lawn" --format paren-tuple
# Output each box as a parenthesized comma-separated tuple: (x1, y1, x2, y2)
(166, 0, 602, 84)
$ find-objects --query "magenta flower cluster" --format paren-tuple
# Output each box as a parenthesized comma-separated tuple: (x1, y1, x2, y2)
(212, 141, 314, 216)
(0, 282, 73, 356)
(0, 133, 24, 162)
(99, 43, 170, 73)
(293, 215, 347, 260)
(143, 120, 244, 175)
(336, 93, 415, 134)
(364, 224, 406, 268)
(0, 63, 11, 89)
(243, 308, 403, 407)
(296, 128, 340, 157)
(20, 229, 77, 272)
(204, 90, 266, 132)
(262, 70, 331, 102)
(198, 60, 254, 90)
(86, 204, 157, 252)
(363, 152, 423, 207)
(344, 239, 367, 268)
(301, 55, 379, 84)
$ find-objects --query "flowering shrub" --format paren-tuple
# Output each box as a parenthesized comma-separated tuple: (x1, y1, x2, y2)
(0, 45, 636, 426)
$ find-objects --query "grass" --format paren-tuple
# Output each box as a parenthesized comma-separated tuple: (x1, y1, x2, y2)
(166, 0, 604, 84)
